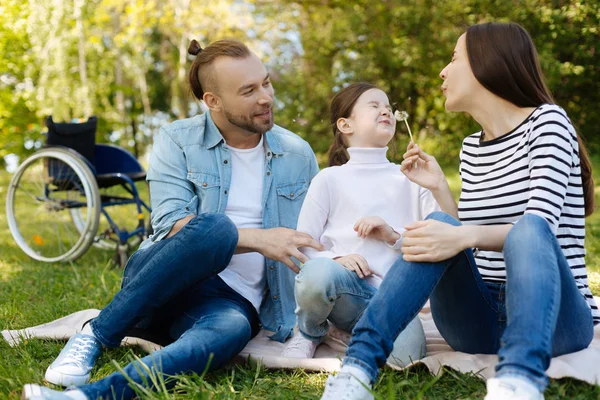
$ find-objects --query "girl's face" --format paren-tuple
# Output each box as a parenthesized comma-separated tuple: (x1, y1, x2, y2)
(439, 34, 482, 112)
(341, 89, 396, 148)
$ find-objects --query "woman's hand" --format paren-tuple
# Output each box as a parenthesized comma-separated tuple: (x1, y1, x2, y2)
(400, 219, 467, 262)
(334, 254, 373, 279)
(400, 143, 446, 191)
(354, 216, 400, 245)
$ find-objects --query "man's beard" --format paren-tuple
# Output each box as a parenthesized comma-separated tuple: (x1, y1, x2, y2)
(224, 108, 274, 135)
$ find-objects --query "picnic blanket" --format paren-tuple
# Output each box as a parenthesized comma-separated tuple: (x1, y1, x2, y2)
(3, 299, 600, 386)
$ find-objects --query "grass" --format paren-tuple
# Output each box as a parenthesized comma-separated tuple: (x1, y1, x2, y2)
(0, 159, 599, 399)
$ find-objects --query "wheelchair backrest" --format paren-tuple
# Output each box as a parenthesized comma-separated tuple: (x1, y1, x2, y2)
(46, 116, 97, 164)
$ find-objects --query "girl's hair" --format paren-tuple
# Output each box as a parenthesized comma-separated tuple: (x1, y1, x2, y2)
(187, 39, 251, 100)
(466, 22, 595, 216)
(327, 82, 378, 166)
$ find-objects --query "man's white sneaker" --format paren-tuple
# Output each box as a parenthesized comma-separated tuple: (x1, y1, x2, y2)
(280, 333, 319, 358)
(320, 366, 374, 400)
(45, 333, 102, 387)
(485, 377, 544, 400)
(21, 384, 88, 400)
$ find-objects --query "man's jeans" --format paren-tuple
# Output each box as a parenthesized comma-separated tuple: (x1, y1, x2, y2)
(80, 213, 259, 399)
(295, 258, 426, 366)
(344, 212, 594, 391)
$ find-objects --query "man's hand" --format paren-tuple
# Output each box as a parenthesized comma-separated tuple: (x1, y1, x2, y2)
(238, 228, 323, 273)
(334, 254, 372, 279)
(354, 216, 400, 245)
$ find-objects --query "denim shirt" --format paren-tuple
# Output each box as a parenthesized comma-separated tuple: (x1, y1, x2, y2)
(140, 111, 319, 342)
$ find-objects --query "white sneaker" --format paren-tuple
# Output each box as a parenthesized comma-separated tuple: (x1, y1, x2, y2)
(485, 377, 544, 400)
(280, 333, 319, 358)
(320, 366, 374, 400)
(45, 333, 102, 387)
(21, 384, 88, 400)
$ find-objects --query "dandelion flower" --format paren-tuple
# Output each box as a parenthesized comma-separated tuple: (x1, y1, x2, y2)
(394, 110, 414, 143)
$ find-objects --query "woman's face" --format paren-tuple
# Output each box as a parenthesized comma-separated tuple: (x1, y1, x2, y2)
(439, 34, 482, 112)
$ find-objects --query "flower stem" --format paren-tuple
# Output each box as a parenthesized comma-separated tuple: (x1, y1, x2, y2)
(403, 119, 414, 143)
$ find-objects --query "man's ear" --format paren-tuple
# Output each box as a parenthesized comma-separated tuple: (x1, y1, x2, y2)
(337, 117, 353, 136)
(203, 92, 221, 112)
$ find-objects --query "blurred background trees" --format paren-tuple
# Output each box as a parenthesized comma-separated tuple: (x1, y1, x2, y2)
(1, 0, 598, 168)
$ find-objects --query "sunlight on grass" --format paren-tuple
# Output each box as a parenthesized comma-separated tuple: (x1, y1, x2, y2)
(0, 259, 22, 281)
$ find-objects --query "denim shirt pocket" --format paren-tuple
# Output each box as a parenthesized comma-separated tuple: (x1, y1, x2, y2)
(187, 172, 221, 214)
(276, 180, 308, 229)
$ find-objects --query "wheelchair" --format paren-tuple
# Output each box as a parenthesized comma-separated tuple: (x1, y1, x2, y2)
(6, 116, 152, 266)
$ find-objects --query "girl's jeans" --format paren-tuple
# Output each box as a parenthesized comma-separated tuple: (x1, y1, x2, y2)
(295, 258, 426, 367)
(344, 212, 594, 391)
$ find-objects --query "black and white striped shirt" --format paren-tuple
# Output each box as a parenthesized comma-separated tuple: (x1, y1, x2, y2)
(458, 104, 599, 325)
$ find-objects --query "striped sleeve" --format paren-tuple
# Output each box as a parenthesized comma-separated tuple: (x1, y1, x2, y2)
(524, 110, 576, 233)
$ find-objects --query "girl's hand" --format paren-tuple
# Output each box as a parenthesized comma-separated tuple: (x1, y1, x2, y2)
(400, 220, 465, 262)
(334, 254, 373, 279)
(354, 216, 400, 245)
(400, 143, 446, 191)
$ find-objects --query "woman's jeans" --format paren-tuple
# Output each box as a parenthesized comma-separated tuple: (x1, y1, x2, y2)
(344, 212, 594, 391)
(295, 258, 426, 367)
(80, 213, 260, 400)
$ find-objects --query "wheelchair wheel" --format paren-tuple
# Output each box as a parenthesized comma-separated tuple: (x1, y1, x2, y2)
(6, 147, 101, 262)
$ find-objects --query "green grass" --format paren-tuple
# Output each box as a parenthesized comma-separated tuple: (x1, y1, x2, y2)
(0, 161, 599, 399)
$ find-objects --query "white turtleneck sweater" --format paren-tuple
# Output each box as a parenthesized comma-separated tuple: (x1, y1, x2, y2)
(297, 147, 439, 288)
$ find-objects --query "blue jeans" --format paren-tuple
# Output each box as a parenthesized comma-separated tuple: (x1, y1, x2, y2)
(344, 212, 594, 391)
(295, 258, 426, 366)
(81, 213, 260, 399)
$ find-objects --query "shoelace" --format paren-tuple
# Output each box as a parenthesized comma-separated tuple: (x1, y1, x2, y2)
(323, 374, 359, 400)
(283, 335, 314, 353)
(64, 337, 97, 367)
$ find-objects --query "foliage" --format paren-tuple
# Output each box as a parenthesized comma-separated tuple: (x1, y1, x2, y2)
(1, 1, 598, 166)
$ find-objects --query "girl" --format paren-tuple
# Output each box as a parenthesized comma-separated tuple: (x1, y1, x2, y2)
(281, 83, 439, 371)
(320, 23, 598, 400)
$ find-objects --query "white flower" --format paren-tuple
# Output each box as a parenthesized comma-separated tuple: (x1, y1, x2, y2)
(394, 110, 409, 122)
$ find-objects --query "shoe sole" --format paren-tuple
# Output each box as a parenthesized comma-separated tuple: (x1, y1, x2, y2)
(45, 367, 90, 387)
(21, 384, 39, 400)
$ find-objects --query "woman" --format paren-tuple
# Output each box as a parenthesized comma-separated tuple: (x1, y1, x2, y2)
(320, 22, 598, 400)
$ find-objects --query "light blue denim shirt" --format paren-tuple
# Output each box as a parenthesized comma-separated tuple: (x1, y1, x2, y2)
(140, 111, 319, 342)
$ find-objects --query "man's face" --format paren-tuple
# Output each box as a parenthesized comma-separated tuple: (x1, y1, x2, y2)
(212, 54, 274, 135)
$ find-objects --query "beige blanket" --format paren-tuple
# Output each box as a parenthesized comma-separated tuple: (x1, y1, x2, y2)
(3, 300, 600, 385)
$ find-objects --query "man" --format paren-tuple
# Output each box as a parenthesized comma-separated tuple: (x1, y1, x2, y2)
(23, 39, 321, 400)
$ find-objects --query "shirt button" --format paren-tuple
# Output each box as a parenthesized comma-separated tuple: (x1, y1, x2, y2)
(202, 182, 207, 187)
(223, 160, 228, 164)
(290, 193, 294, 197)
(224, 190, 228, 195)
(267, 152, 271, 157)
(266, 171, 271, 176)
(269, 265, 275, 270)
(273, 295, 278, 300)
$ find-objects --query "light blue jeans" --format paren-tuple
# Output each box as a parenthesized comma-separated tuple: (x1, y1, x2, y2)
(295, 258, 426, 367)
(81, 213, 260, 399)
(344, 212, 594, 391)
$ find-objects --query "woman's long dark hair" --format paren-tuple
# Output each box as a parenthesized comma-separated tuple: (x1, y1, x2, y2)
(466, 22, 595, 216)
(327, 82, 378, 166)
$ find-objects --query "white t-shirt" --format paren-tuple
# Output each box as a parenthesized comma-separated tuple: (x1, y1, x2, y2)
(297, 147, 439, 288)
(219, 137, 266, 311)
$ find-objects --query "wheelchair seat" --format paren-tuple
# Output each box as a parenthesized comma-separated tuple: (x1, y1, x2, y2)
(94, 144, 147, 189)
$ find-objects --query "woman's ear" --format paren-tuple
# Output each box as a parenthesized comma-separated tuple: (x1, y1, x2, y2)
(203, 92, 221, 112)
(337, 117, 353, 136)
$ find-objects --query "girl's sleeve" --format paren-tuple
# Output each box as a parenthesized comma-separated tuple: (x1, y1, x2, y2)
(296, 171, 337, 260)
(524, 107, 577, 233)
